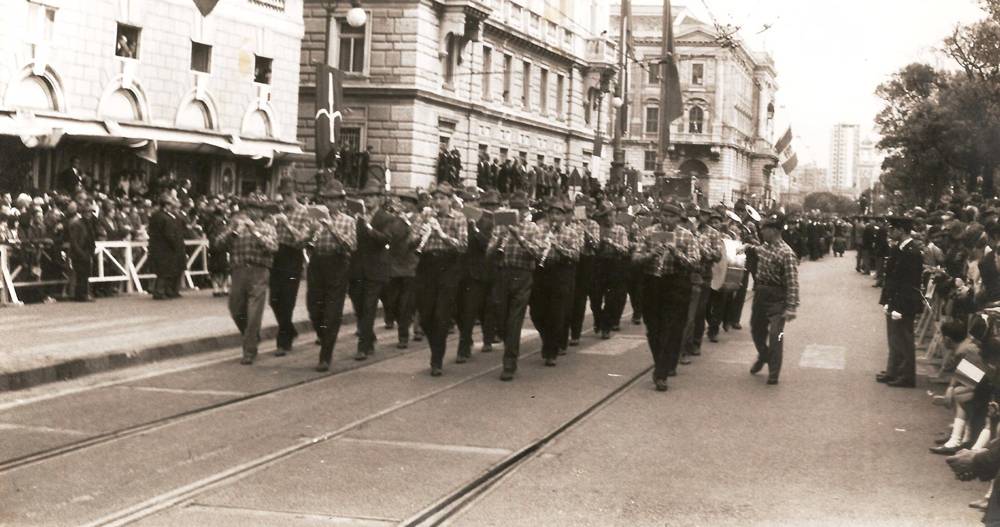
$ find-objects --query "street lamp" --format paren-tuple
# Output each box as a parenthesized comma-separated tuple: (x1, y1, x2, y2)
(324, 1, 366, 64)
(611, 96, 624, 109)
(346, 2, 367, 27)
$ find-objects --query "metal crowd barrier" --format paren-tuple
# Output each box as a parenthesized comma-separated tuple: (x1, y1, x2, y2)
(0, 240, 210, 306)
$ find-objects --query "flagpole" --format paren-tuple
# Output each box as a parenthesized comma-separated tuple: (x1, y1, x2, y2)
(654, 0, 671, 181)
(609, 0, 629, 193)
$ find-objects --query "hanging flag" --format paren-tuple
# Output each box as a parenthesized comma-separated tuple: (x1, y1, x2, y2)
(315, 64, 346, 168)
(781, 152, 798, 174)
(192, 0, 220, 17)
(657, 1, 683, 158)
(774, 126, 793, 155)
(775, 125, 797, 173)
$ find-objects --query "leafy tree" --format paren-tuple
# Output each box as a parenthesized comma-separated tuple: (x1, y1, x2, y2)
(803, 192, 858, 215)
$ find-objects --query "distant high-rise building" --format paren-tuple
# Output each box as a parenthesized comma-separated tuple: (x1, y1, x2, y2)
(829, 124, 860, 190)
(855, 137, 883, 194)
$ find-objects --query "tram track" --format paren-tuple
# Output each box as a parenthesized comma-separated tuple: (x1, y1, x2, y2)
(0, 322, 429, 475)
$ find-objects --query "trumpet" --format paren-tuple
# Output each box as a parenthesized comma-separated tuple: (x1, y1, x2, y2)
(498, 230, 509, 253)
(416, 207, 436, 253)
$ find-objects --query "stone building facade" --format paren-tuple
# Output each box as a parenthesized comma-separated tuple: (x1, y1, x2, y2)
(0, 0, 304, 195)
(296, 0, 619, 190)
(612, 5, 780, 205)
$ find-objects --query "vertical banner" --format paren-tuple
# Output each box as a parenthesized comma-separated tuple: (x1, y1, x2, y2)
(315, 64, 345, 168)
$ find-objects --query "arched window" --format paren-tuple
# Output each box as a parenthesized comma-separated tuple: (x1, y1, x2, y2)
(688, 106, 704, 134)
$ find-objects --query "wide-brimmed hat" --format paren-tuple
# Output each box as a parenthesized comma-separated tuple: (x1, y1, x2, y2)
(660, 203, 683, 217)
(546, 196, 570, 213)
(319, 179, 347, 199)
(760, 213, 786, 230)
(887, 215, 914, 232)
(480, 189, 501, 206)
(509, 191, 530, 209)
(431, 181, 455, 197)
(392, 188, 419, 203)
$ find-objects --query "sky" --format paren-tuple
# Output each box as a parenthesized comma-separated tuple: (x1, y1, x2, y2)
(647, 0, 989, 168)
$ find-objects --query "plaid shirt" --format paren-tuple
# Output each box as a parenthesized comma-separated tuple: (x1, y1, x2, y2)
(576, 219, 601, 256)
(696, 224, 724, 276)
(275, 203, 314, 248)
(750, 239, 800, 311)
(416, 209, 468, 254)
(216, 221, 279, 268)
(490, 218, 544, 270)
(542, 222, 583, 264)
(633, 224, 699, 277)
(599, 224, 630, 257)
(312, 211, 357, 255)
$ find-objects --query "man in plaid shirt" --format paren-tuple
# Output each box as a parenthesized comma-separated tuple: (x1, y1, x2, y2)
(683, 208, 725, 361)
(530, 197, 583, 366)
(590, 202, 630, 339)
(633, 202, 700, 392)
(414, 181, 468, 376)
(569, 196, 601, 346)
(746, 213, 799, 385)
(215, 198, 280, 365)
(488, 191, 544, 380)
(270, 179, 314, 355)
(307, 179, 358, 372)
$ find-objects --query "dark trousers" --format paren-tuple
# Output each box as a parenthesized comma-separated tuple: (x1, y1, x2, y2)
(457, 277, 494, 356)
(750, 285, 788, 380)
(269, 245, 304, 350)
(383, 275, 416, 342)
(153, 273, 181, 298)
(626, 261, 644, 323)
(493, 268, 534, 372)
(641, 274, 691, 381)
(590, 256, 627, 334)
(307, 254, 350, 364)
(349, 277, 385, 354)
(684, 282, 712, 353)
(71, 255, 92, 300)
(728, 271, 749, 326)
(569, 255, 595, 339)
(416, 254, 461, 369)
(707, 288, 728, 337)
(885, 313, 916, 382)
(530, 262, 575, 359)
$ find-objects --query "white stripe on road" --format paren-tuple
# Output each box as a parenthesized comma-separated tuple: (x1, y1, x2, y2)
(798, 344, 846, 370)
(337, 436, 512, 457)
(0, 422, 88, 436)
(181, 503, 398, 526)
(117, 386, 249, 398)
(578, 336, 643, 356)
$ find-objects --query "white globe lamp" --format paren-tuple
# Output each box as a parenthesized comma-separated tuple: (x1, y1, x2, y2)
(611, 96, 624, 109)
(346, 7, 367, 27)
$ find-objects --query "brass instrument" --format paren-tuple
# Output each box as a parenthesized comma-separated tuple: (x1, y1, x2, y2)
(416, 207, 436, 253)
(539, 230, 556, 268)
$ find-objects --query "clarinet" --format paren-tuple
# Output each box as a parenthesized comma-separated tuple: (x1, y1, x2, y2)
(539, 226, 556, 268)
(416, 208, 435, 253)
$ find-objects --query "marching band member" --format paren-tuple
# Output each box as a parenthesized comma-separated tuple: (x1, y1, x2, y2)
(383, 189, 421, 349)
(306, 180, 357, 372)
(744, 213, 800, 385)
(530, 197, 583, 366)
(270, 178, 314, 356)
(568, 195, 600, 346)
(685, 207, 724, 357)
(457, 189, 501, 358)
(634, 202, 700, 392)
(489, 191, 545, 381)
(414, 182, 468, 376)
(349, 180, 395, 361)
(706, 208, 734, 342)
(216, 197, 280, 366)
(590, 200, 630, 340)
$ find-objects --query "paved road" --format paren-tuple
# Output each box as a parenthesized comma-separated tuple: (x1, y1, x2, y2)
(0, 255, 986, 526)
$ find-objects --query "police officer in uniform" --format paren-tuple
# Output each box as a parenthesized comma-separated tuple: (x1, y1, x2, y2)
(746, 213, 800, 385)
(876, 216, 922, 387)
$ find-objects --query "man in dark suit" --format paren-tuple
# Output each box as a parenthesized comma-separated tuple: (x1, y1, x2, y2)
(58, 157, 85, 194)
(67, 200, 97, 302)
(876, 216, 923, 387)
(476, 153, 493, 190)
(348, 179, 394, 360)
(148, 194, 185, 300)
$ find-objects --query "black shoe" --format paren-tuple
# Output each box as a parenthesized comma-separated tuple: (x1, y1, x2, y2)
(667, 369, 677, 377)
(632, 317, 642, 325)
(679, 356, 692, 365)
(500, 370, 514, 381)
(929, 444, 962, 455)
(456, 355, 468, 364)
(353, 351, 368, 361)
(612, 325, 621, 332)
(430, 367, 443, 377)
(544, 357, 557, 367)
(240, 356, 254, 365)
(397, 340, 408, 349)
(750, 360, 765, 375)
(655, 379, 668, 391)
(970, 497, 990, 511)
(481, 343, 493, 353)
(384, 321, 395, 329)
(689, 348, 701, 357)
(413, 333, 423, 342)
(275, 348, 288, 357)
(314, 338, 322, 345)
(876, 372, 892, 383)
(767, 378, 779, 385)
(569, 338, 580, 347)
(731, 323, 742, 330)
(888, 378, 915, 388)
(315, 361, 330, 372)
(600, 330, 611, 340)
(708, 334, 719, 343)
